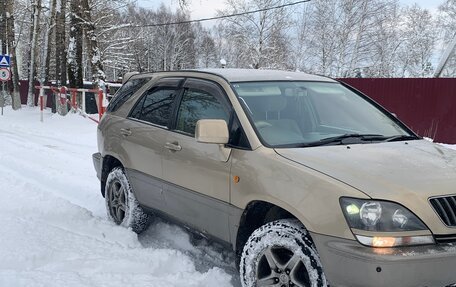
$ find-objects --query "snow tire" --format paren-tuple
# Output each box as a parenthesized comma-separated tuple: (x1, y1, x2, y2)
(105, 167, 151, 233)
(240, 219, 328, 287)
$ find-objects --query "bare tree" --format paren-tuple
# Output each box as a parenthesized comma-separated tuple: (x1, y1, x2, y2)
(398, 4, 436, 77)
(219, 0, 293, 69)
(0, 0, 6, 110)
(27, 0, 42, 106)
(41, 0, 57, 84)
(194, 24, 217, 68)
(81, 0, 105, 88)
(67, 0, 83, 88)
(436, 0, 456, 76)
(6, 0, 21, 109)
(366, 2, 402, 77)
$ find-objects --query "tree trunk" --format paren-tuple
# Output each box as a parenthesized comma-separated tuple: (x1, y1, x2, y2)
(43, 0, 57, 84)
(81, 0, 105, 89)
(68, 0, 83, 89)
(55, 0, 67, 86)
(0, 0, 6, 110)
(27, 0, 42, 107)
(6, 0, 21, 110)
(0, 0, 6, 53)
(54, 0, 67, 114)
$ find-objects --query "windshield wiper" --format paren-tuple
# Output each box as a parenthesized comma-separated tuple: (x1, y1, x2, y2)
(382, 135, 419, 142)
(282, 133, 418, 148)
(304, 133, 387, 147)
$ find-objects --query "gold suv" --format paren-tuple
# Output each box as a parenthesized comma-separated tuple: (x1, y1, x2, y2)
(93, 69, 456, 287)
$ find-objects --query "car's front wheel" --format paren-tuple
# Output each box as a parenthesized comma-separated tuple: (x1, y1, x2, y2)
(240, 219, 328, 287)
(105, 167, 151, 233)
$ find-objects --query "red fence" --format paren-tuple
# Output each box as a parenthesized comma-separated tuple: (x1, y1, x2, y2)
(340, 78, 456, 144)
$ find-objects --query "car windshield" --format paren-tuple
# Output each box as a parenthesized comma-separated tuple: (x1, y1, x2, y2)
(232, 81, 415, 147)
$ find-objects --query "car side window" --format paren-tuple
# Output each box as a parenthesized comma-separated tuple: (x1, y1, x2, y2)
(130, 87, 177, 127)
(176, 88, 230, 136)
(107, 77, 151, 112)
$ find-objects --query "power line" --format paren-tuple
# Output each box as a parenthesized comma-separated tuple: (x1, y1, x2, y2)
(105, 0, 311, 29)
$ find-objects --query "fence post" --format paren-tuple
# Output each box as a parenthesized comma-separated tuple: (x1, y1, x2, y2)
(70, 89, 77, 110)
(98, 90, 103, 121)
(81, 90, 86, 114)
(39, 86, 44, 122)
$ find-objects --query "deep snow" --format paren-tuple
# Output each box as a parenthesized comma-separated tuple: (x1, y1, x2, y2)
(0, 107, 237, 287)
(1, 107, 455, 287)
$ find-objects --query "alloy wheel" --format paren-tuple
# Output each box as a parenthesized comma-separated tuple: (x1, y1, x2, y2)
(256, 246, 310, 287)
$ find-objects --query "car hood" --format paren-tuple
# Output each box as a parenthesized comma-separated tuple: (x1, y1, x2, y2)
(275, 140, 456, 201)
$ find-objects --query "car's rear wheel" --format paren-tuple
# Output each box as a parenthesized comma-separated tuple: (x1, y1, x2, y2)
(105, 167, 151, 233)
(240, 219, 328, 287)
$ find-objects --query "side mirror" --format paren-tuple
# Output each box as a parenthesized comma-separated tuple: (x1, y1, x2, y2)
(195, 119, 229, 144)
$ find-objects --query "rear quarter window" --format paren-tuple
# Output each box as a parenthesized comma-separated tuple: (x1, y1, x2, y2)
(106, 77, 152, 113)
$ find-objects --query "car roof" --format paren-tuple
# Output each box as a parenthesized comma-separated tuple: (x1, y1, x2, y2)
(130, 69, 336, 83)
(196, 68, 336, 83)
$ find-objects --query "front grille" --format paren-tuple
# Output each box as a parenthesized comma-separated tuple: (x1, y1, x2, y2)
(430, 195, 456, 227)
(434, 234, 456, 244)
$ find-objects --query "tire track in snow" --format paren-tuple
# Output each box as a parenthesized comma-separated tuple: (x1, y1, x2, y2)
(0, 108, 236, 286)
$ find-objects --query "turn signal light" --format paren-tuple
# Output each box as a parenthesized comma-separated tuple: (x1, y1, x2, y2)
(372, 237, 396, 247)
(356, 234, 434, 247)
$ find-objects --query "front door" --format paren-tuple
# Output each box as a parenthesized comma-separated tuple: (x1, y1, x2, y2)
(162, 78, 233, 242)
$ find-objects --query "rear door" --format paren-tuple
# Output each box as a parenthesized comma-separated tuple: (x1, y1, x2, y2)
(161, 78, 233, 241)
(122, 77, 184, 210)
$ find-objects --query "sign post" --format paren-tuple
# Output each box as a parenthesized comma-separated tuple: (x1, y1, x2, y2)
(0, 68, 11, 116)
(0, 54, 12, 116)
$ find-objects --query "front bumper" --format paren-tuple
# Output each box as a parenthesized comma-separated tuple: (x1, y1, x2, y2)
(311, 232, 456, 287)
(92, 152, 102, 180)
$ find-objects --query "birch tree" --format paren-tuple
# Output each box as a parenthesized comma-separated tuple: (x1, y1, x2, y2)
(6, 0, 21, 109)
(365, 2, 402, 77)
(398, 5, 436, 77)
(219, 0, 293, 69)
(68, 0, 83, 88)
(27, 0, 42, 106)
(41, 0, 57, 84)
(55, 0, 67, 86)
(81, 0, 105, 88)
(0, 0, 6, 110)
(437, 0, 456, 76)
(194, 24, 217, 68)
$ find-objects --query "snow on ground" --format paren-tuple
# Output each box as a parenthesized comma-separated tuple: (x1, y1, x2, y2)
(0, 107, 238, 287)
(439, 143, 456, 151)
(1, 106, 455, 287)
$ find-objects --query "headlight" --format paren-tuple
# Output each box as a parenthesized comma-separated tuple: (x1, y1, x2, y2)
(340, 197, 434, 247)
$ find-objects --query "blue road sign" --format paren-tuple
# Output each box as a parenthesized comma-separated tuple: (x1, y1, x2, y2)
(0, 55, 11, 67)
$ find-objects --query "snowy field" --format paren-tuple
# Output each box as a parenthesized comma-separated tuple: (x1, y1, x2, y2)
(0, 107, 238, 287)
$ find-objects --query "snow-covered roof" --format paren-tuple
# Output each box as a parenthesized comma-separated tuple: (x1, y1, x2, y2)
(195, 68, 336, 83)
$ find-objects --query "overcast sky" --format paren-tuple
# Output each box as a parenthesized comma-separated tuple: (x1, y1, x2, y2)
(136, 0, 443, 24)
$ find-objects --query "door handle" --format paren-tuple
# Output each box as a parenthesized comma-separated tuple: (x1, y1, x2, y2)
(120, 128, 132, 136)
(164, 142, 182, 152)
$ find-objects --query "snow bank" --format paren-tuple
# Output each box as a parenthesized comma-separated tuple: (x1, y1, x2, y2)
(439, 143, 456, 151)
(0, 107, 234, 287)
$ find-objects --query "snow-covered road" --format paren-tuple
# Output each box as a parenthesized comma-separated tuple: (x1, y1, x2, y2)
(0, 107, 237, 287)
